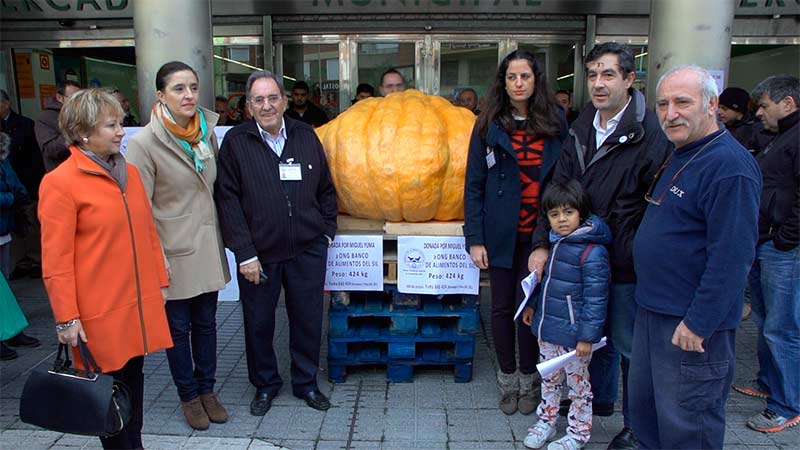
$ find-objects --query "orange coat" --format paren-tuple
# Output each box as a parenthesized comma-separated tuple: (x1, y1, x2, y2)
(39, 146, 172, 372)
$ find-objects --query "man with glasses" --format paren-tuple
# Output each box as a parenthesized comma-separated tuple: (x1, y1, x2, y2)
(630, 65, 761, 449)
(379, 68, 407, 96)
(734, 75, 799, 434)
(214, 71, 338, 417)
(530, 42, 670, 450)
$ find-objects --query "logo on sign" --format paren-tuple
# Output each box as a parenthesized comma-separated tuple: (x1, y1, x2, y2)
(404, 249, 425, 269)
(39, 55, 50, 70)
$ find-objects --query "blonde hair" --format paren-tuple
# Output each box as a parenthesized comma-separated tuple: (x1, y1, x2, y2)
(58, 88, 124, 146)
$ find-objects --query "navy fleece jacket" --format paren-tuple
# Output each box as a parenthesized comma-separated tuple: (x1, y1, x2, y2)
(633, 129, 762, 338)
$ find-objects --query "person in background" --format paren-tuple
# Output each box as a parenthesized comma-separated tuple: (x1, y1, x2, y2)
(39, 88, 173, 450)
(353, 83, 375, 104)
(522, 180, 610, 450)
(733, 74, 799, 434)
(0, 131, 40, 360)
(126, 61, 232, 431)
(464, 49, 565, 416)
(0, 89, 45, 281)
(112, 89, 140, 127)
(457, 88, 481, 115)
(718, 87, 773, 155)
(215, 70, 338, 417)
(36, 80, 82, 172)
(284, 81, 329, 128)
(215, 96, 231, 126)
(630, 65, 761, 449)
(554, 90, 579, 124)
(379, 68, 407, 96)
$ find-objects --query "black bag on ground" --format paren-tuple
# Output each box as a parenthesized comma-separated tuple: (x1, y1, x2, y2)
(19, 341, 132, 437)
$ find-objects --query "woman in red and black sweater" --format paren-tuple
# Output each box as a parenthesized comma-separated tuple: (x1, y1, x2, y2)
(463, 49, 566, 416)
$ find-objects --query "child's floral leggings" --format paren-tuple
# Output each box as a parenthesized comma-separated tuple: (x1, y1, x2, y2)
(535, 340, 593, 443)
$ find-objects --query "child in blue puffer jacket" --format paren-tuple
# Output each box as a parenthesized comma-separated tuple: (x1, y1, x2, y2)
(521, 179, 611, 450)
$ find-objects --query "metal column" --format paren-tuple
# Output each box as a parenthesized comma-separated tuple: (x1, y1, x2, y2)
(133, 0, 214, 124)
(646, 0, 735, 105)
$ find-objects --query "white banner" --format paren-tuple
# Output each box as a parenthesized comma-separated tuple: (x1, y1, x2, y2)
(324, 235, 384, 291)
(397, 236, 479, 295)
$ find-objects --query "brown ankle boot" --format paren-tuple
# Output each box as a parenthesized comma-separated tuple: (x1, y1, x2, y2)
(181, 397, 210, 430)
(199, 393, 229, 424)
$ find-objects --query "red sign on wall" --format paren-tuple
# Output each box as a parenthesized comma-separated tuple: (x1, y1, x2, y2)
(39, 54, 50, 70)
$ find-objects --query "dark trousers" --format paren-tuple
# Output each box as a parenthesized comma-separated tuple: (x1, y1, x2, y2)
(100, 356, 144, 450)
(629, 307, 735, 450)
(239, 236, 327, 395)
(488, 239, 539, 374)
(164, 291, 219, 402)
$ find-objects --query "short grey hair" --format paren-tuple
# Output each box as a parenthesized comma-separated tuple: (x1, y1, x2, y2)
(656, 65, 719, 113)
(245, 71, 285, 99)
(752, 74, 799, 106)
(0, 132, 10, 153)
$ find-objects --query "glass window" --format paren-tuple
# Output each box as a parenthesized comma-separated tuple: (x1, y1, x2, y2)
(283, 43, 340, 118)
(214, 44, 264, 123)
(517, 43, 577, 93)
(357, 42, 416, 95)
(440, 42, 498, 109)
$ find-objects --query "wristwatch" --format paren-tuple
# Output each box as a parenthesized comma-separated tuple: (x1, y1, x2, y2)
(55, 318, 78, 332)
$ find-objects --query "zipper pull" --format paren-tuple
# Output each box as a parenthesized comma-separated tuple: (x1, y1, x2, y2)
(287, 197, 292, 217)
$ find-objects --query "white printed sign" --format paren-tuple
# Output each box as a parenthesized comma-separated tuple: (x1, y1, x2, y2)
(397, 236, 479, 295)
(324, 235, 384, 291)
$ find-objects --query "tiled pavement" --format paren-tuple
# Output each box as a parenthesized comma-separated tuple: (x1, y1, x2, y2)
(1, 278, 798, 450)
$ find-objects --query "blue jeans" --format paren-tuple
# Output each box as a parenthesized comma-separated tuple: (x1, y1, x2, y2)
(165, 292, 219, 402)
(748, 241, 800, 418)
(630, 308, 735, 449)
(588, 283, 636, 426)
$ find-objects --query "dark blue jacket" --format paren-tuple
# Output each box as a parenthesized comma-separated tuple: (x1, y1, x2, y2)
(463, 121, 563, 269)
(634, 129, 762, 337)
(0, 159, 28, 235)
(528, 214, 611, 348)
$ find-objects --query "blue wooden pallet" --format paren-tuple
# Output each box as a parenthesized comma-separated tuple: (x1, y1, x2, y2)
(330, 285, 478, 312)
(328, 307, 478, 337)
(327, 334, 475, 361)
(328, 360, 473, 383)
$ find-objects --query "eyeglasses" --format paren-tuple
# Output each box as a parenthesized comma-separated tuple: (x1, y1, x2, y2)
(249, 95, 283, 108)
(644, 131, 726, 206)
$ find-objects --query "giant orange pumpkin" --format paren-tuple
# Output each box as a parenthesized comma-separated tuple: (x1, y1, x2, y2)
(315, 89, 476, 222)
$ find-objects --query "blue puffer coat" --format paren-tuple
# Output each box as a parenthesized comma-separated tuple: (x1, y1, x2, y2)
(528, 214, 611, 348)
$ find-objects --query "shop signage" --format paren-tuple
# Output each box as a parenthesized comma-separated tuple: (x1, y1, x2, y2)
(397, 236, 479, 295)
(325, 235, 384, 291)
(0, 0, 130, 18)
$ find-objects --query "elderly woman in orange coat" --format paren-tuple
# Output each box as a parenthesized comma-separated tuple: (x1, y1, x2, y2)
(38, 88, 172, 450)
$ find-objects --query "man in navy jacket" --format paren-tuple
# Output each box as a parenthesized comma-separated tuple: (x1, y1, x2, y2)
(631, 66, 761, 449)
(215, 71, 338, 416)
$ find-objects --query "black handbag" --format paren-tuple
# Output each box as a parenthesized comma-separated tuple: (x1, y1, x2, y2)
(19, 341, 132, 437)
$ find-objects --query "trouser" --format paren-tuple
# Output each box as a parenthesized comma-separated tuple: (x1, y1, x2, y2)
(629, 308, 735, 450)
(100, 356, 145, 450)
(0, 241, 11, 277)
(10, 201, 41, 270)
(164, 291, 219, 402)
(749, 241, 800, 418)
(536, 340, 592, 443)
(488, 239, 539, 374)
(239, 235, 328, 395)
(588, 283, 636, 426)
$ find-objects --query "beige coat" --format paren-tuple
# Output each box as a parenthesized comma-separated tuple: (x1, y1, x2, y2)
(125, 107, 231, 300)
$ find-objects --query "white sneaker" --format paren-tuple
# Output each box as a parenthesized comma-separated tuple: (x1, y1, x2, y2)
(523, 421, 556, 449)
(547, 435, 586, 450)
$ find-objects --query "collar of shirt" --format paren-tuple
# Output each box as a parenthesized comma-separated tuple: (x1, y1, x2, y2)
(256, 118, 287, 158)
(593, 96, 631, 148)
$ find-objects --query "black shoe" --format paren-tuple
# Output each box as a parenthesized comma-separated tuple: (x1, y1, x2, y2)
(295, 388, 331, 411)
(5, 332, 41, 348)
(607, 427, 639, 450)
(558, 399, 614, 417)
(250, 391, 277, 416)
(8, 266, 30, 281)
(1, 343, 18, 361)
(29, 266, 41, 279)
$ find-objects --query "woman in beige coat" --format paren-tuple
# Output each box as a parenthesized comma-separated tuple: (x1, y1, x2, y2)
(126, 61, 231, 431)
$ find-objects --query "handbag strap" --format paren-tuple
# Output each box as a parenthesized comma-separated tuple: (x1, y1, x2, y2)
(76, 341, 103, 376)
(54, 343, 72, 372)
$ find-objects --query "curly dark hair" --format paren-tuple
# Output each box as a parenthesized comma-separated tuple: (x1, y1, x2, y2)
(475, 49, 562, 139)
